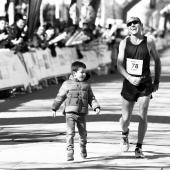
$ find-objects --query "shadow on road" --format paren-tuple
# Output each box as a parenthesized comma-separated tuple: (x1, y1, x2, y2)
(1, 113, 170, 126)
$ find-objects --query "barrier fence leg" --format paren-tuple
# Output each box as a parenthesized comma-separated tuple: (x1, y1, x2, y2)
(26, 84, 32, 93)
(54, 77, 58, 84)
(44, 79, 48, 87)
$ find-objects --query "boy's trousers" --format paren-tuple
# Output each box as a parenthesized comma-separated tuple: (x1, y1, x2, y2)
(66, 113, 87, 153)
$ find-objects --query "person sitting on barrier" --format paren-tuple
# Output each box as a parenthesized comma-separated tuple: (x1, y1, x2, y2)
(0, 16, 11, 49)
(31, 25, 48, 50)
(8, 13, 29, 53)
(52, 61, 100, 161)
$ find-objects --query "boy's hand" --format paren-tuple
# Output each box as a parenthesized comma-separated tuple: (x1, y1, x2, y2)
(52, 110, 56, 117)
(95, 108, 100, 115)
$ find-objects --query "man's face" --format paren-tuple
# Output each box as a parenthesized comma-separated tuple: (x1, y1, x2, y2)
(82, 23, 88, 30)
(17, 19, 25, 29)
(127, 19, 142, 35)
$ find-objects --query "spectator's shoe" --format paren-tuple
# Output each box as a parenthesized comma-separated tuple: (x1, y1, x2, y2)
(67, 150, 74, 161)
(120, 128, 129, 152)
(135, 147, 145, 158)
(80, 148, 87, 159)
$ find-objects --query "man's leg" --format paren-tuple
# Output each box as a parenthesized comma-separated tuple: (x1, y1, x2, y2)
(138, 95, 151, 143)
(120, 97, 135, 152)
(120, 97, 135, 132)
(135, 94, 151, 158)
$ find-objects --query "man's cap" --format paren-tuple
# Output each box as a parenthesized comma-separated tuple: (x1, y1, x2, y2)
(126, 17, 142, 25)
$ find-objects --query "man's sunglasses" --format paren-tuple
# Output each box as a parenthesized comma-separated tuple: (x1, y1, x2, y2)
(127, 20, 140, 27)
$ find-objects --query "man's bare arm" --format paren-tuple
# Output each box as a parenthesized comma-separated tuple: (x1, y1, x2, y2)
(117, 38, 129, 79)
(149, 38, 161, 83)
(148, 38, 161, 92)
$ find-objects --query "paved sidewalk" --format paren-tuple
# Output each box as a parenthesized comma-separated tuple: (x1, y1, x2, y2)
(0, 48, 170, 169)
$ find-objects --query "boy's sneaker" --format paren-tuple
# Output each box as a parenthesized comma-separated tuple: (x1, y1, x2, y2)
(135, 147, 145, 158)
(67, 150, 74, 161)
(80, 149, 87, 159)
(120, 128, 129, 152)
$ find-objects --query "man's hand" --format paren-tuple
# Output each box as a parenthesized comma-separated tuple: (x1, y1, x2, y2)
(18, 37, 23, 43)
(128, 76, 141, 86)
(152, 83, 159, 92)
(11, 38, 19, 45)
(0, 33, 8, 40)
(52, 110, 56, 117)
(11, 38, 23, 45)
(24, 25, 28, 32)
(95, 108, 100, 115)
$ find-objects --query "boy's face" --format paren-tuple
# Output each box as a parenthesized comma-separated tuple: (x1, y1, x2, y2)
(73, 67, 86, 81)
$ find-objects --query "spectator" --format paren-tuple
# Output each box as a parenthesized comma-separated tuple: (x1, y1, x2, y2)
(91, 24, 101, 40)
(0, 16, 10, 49)
(45, 23, 57, 57)
(107, 24, 116, 50)
(96, 25, 103, 36)
(144, 27, 157, 41)
(62, 26, 77, 45)
(31, 25, 48, 50)
(82, 22, 93, 40)
(8, 13, 28, 53)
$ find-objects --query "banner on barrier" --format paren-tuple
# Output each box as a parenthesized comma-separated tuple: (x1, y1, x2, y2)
(79, 50, 99, 70)
(94, 43, 112, 65)
(79, 41, 112, 65)
(22, 52, 39, 86)
(51, 47, 75, 76)
(0, 50, 30, 90)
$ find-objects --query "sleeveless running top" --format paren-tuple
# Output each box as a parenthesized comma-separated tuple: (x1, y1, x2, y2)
(124, 36, 151, 76)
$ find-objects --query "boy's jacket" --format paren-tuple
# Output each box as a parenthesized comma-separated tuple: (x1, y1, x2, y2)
(52, 73, 100, 115)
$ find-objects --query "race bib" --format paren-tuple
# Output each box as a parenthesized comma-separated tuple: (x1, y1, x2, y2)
(126, 58, 143, 75)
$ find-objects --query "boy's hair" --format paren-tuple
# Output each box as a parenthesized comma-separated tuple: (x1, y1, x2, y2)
(71, 61, 86, 74)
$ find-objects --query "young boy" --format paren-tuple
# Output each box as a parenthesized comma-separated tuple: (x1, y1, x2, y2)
(52, 61, 100, 161)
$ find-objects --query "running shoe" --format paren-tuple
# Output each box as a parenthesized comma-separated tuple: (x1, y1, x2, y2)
(120, 128, 129, 152)
(135, 147, 145, 158)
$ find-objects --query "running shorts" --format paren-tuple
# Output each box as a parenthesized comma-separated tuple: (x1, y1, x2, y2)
(121, 76, 153, 102)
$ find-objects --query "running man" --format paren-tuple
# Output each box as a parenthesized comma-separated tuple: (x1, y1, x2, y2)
(117, 16, 161, 158)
